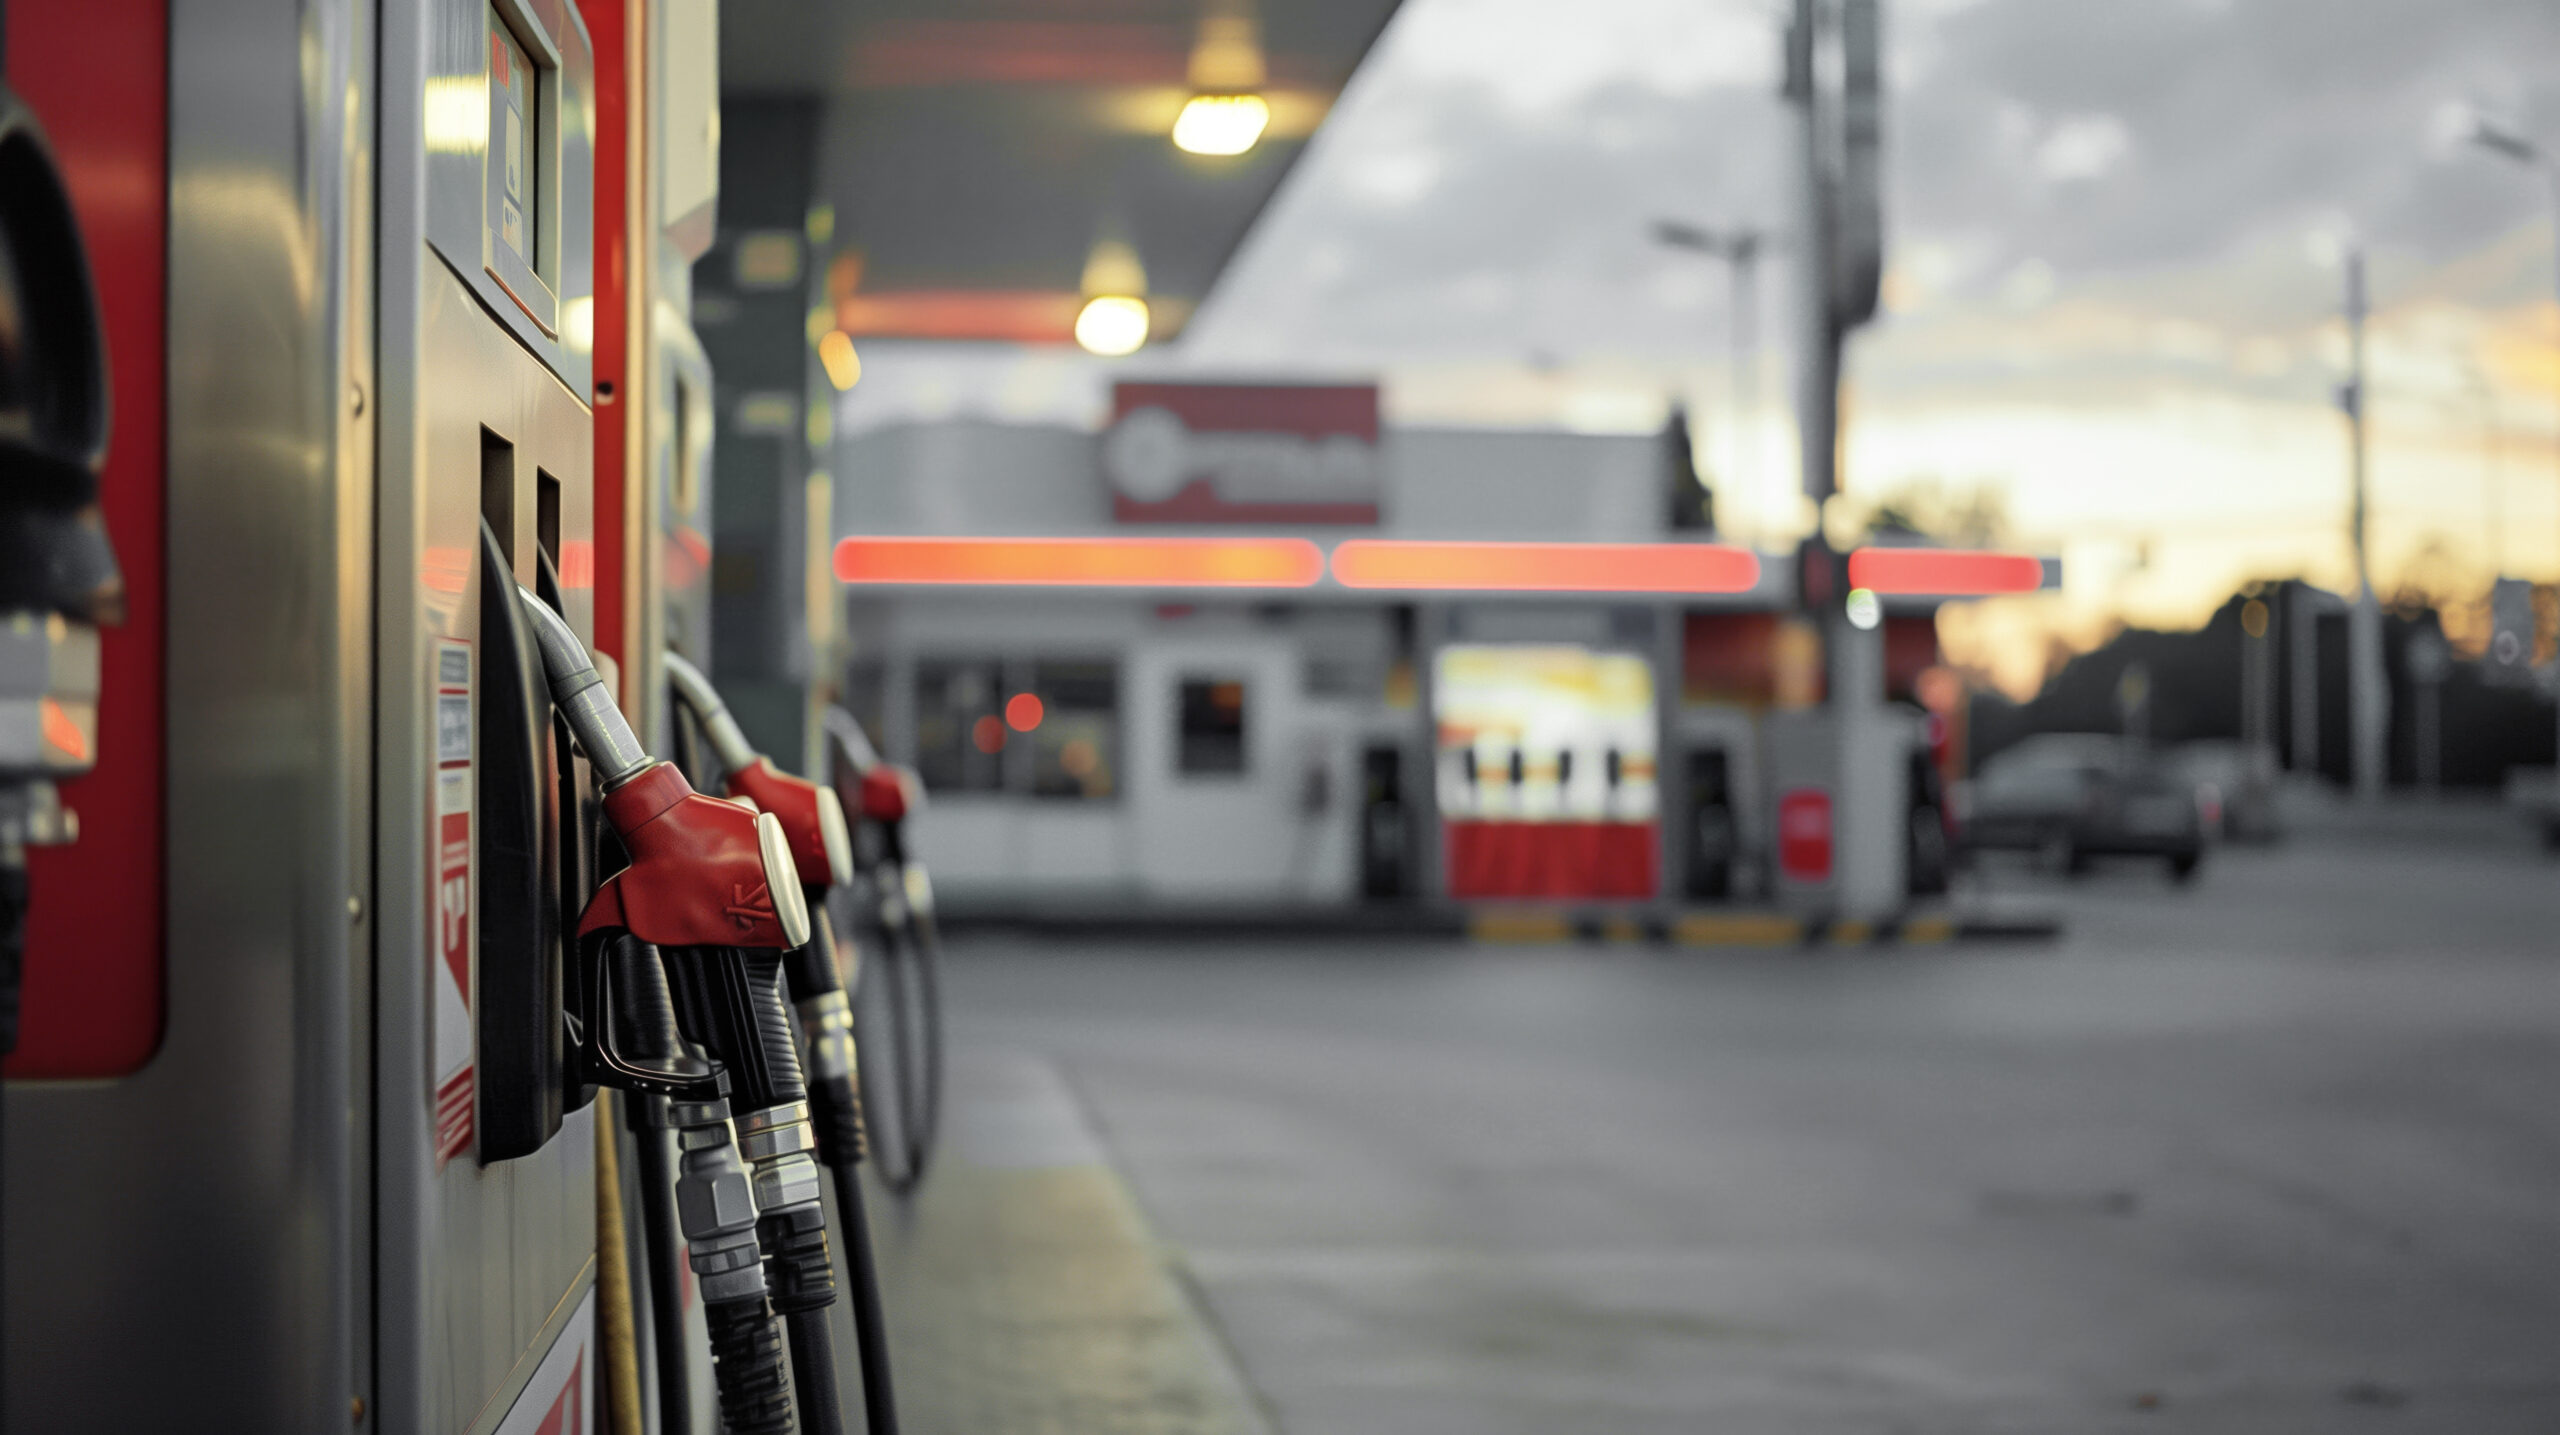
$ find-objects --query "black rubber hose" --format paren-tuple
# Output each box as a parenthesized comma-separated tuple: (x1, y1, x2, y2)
(669, 947, 844, 1435)
(890, 864, 943, 1188)
(828, 1158, 901, 1435)
(610, 936, 699, 1435)
(796, 919, 899, 1435)
(793, 917, 866, 1171)
(742, 951, 807, 1107)
(863, 860, 942, 1194)
(704, 1295, 796, 1435)
(785, 1308, 846, 1435)
(627, 1098, 691, 1435)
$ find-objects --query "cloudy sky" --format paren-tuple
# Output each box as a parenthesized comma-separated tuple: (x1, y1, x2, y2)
(841, 0, 2560, 678)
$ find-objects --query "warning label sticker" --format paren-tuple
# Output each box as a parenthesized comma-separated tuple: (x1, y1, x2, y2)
(433, 637, 475, 1167)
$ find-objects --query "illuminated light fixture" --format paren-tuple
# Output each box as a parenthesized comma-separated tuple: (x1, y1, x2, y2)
(1174, 94, 1270, 156)
(1329, 541, 1761, 594)
(1844, 587, 1882, 630)
(816, 329, 862, 390)
(834, 536, 1324, 589)
(1005, 692, 1045, 732)
(1074, 295, 1149, 356)
(1176, 0, 1269, 156)
(422, 75, 489, 154)
(562, 296, 596, 354)
(1076, 238, 1151, 356)
(1845, 547, 2045, 596)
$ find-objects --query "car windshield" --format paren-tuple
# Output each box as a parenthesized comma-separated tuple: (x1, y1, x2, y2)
(1977, 758, 2097, 804)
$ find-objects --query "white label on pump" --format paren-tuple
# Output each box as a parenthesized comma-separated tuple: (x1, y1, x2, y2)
(493, 1284, 595, 1435)
(433, 638, 476, 1166)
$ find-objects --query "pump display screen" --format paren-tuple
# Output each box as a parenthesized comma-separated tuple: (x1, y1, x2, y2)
(489, 11, 538, 271)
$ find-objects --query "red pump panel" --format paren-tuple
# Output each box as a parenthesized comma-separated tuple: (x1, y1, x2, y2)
(1777, 789, 1834, 883)
(7, 0, 171, 1078)
(576, 0, 630, 671)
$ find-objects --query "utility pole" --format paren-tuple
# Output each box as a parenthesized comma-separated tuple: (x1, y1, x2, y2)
(1783, 0, 1893, 919)
(2339, 246, 2389, 804)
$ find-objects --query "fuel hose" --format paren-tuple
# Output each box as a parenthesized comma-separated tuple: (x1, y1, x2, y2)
(608, 931, 697, 1435)
(791, 915, 900, 1435)
(614, 933, 794, 1435)
(664, 943, 847, 1435)
(514, 592, 798, 1434)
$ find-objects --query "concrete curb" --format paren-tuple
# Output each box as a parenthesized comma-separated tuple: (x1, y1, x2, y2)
(1467, 907, 2064, 949)
(938, 902, 2064, 948)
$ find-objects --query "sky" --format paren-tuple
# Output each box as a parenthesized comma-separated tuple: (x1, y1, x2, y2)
(838, 0, 2560, 691)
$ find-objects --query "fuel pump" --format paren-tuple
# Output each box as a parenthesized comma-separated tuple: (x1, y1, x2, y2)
(668, 651, 901, 1435)
(518, 589, 856, 1435)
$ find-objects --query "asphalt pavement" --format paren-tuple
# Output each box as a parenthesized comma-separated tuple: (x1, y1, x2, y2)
(906, 826, 2560, 1433)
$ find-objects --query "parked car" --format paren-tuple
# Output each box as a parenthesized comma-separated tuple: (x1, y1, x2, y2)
(1959, 734, 2205, 880)
(2164, 738, 2281, 843)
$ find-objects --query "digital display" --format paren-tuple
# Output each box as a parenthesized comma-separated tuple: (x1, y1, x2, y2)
(489, 9, 537, 270)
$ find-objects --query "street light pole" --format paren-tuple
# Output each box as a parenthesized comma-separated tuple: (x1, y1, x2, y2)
(1650, 221, 1768, 511)
(2452, 109, 2560, 765)
(2337, 243, 2388, 805)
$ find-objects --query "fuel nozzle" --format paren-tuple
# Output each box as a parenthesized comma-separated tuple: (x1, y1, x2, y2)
(669, 655, 910, 1435)
(514, 589, 815, 1434)
(665, 650, 862, 1161)
(666, 650, 853, 893)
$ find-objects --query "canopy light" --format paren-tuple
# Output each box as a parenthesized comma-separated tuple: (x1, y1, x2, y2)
(1173, 94, 1270, 156)
(834, 536, 1322, 589)
(1074, 295, 1150, 356)
(816, 329, 861, 390)
(1330, 541, 1761, 594)
(1845, 548, 2046, 596)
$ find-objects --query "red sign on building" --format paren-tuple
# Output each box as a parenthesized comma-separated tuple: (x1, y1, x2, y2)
(1105, 381, 1380, 525)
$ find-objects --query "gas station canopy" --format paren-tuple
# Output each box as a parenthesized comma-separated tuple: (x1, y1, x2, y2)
(720, 0, 1406, 344)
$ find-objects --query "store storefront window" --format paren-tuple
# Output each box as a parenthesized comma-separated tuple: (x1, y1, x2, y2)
(915, 656, 1121, 801)
(1030, 661, 1120, 800)
(914, 658, 1007, 792)
(1179, 676, 1248, 776)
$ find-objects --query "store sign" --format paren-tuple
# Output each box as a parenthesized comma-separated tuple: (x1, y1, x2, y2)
(1105, 382, 1380, 524)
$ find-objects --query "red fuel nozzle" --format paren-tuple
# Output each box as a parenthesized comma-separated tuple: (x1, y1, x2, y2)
(857, 765, 914, 824)
(726, 757, 854, 896)
(578, 762, 811, 951)
(663, 649, 853, 898)
(507, 589, 811, 953)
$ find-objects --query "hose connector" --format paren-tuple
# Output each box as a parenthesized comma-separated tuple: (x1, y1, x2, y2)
(665, 1096, 771, 1309)
(516, 585, 651, 788)
(665, 648, 762, 779)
